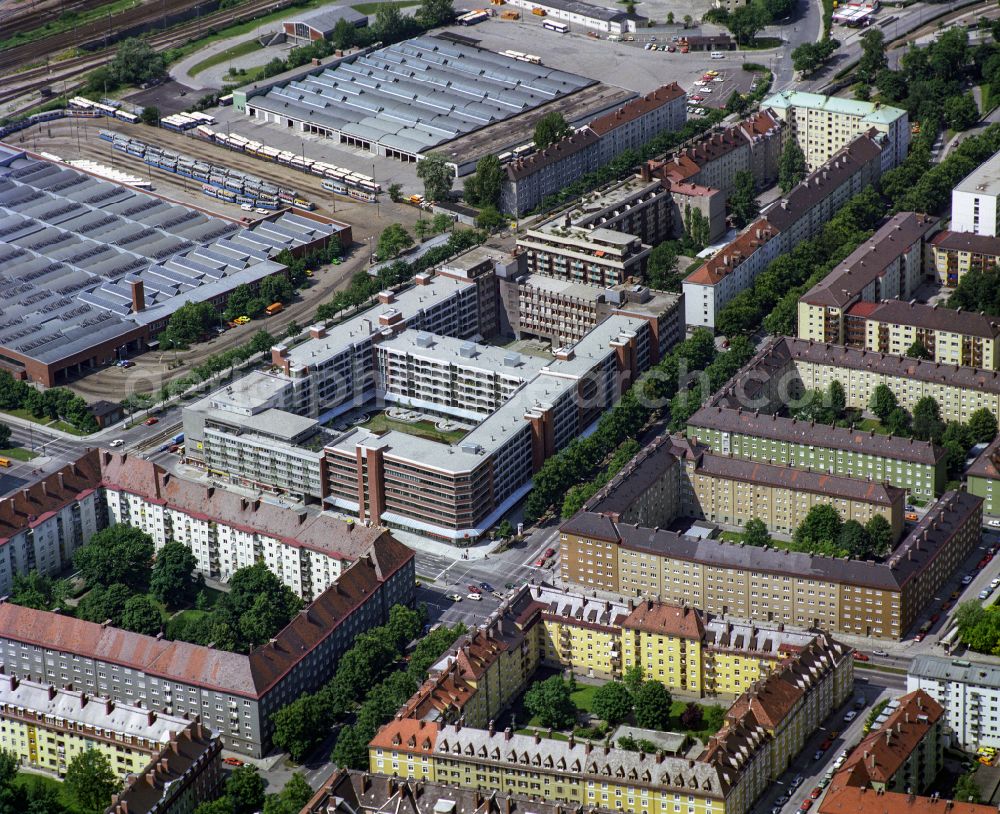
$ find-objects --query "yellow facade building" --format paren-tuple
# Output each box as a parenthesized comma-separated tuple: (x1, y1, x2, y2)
(370, 589, 854, 814)
(0, 671, 206, 780)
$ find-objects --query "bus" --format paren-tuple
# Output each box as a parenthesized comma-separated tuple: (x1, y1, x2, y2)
(543, 20, 567, 32)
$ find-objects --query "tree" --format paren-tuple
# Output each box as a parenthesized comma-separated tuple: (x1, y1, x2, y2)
(955, 773, 982, 804)
(377, 223, 414, 260)
(667, 11, 674, 23)
(264, 773, 314, 814)
(792, 38, 839, 75)
(828, 379, 846, 418)
(373, 3, 407, 40)
(413, 219, 431, 242)
(912, 396, 944, 442)
(331, 16, 359, 49)
(956, 600, 987, 633)
(0, 421, 9, 450)
(10, 571, 60, 610)
(260, 274, 294, 305)
(416, 0, 454, 27)
(386, 604, 423, 650)
(646, 241, 681, 291)
(534, 111, 573, 150)
(969, 407, 999, 444)
(727, 2, 768, 45)
(73, 525, 154, 591)
(466, 154, 504, 208)
(475, 205, 506, 233)
(906, 339, 931, 360)
(65, 750, 119, 813)
(679, 702, 703, 730)
(885, 406, 912, 436)
(139, 105, 160, 126)
(109, 38, 166, 86)
(164, 301, 219, 346)
(76, 583, 133, 626)
(120, 595, 163, 635)
(388, 183, 403, 202)
(945, 93, 980, 131)
(793, 504, 843, 549)
(729, 170, 759, 228)
(592, 681, 633, 726)
(778, 141, 806, 193)
(195, 801, 233, 814)
(228, 765, 267, 814)
(869, 384, 898, 422)
(634, 681, 672, 730)
(857, 29, 887, 84)
(838, 520, 870, 558)
(150, 541, 200, 607)
(743, 517, 771, 548)
(497, 519, 515, 539)
(523, 676, 578, 729)
(271, 693, 331, 761)
(865, 515, 893, 558)
(416, 153, 453, 202)
(285, 321, 301, 339)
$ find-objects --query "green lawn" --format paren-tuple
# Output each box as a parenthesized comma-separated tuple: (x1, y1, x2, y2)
(570, 684, 600, 713)
(857, 418, 890, 435)
(189, 39, 262, 77)
(1, 408, 88, 436)
(516, 728, 569, 741)
(358, 412, 468, 444)
(0, 446, 37, 461)
(13, 771, 82, 814)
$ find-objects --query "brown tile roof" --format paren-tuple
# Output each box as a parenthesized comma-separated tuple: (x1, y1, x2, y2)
(685, 219, 780, 286)
(930, 229, 1000, 256)
(867, 300, 1000, 338)
(0, 535, 413, 698)
(99, 451, 383, 561)
(0, 449, 102, 543)
(505, 128, 600, 182)
(968, 434, 1000, 480)
(800, 213, 938, 308)
(369, 718, 440, 752)
(818, 785, 997, 814)
(589, 84, 685, 137)
(726, 672, 804, 730)
(621, 599, 705, 640)
(694, 449, 905, 506)
(687, 405, 945, 465)
(836, 690, 943, 787)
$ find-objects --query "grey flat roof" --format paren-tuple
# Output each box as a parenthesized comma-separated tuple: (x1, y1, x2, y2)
(252, 34, 594, 156)
(0, 156, 333, 368)
(910, 654, 1000, 687)
(285, 4, 367, 33)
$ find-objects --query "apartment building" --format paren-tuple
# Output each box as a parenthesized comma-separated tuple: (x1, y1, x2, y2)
(518, 218, 651, 287)
(0, 534, 414, 757)
(798, 213, 937, 344)
(834, 690, 943, 794)
(0, 453, 105, 597)
(687, 404, 947, 501)
(501, 85, 688, 216)
(907, 655, 1000, 750)
(0, 670, 211, 780)
(819, 786, 998, 814)
(684, 133, 884, 328)
(967, 435, 1000, 515)
(950, 151, 1000, 237)
(763, 91, 909, 172)
(105, 724, 222, 814)
(649, 109, 784, 196)
(322, 314, 652, 541)
(497, 271, 683, 352)
(929, 230, 1000, 287)
(369, 619, 852, 814)
(560, 434, 981, 638)
(101, 451, 390, 601)
(851, 300, 1000, 370)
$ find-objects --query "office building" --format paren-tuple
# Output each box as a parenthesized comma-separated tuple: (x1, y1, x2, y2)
(684, 133, 884, 328)
(908, 655, 1000, 749)
(929, 230, 1000, 287)
(560, 433, 981, 638)
(105, 723, 222, 814)
(950, 150, 1000, 237)
(0, 532, 413, 757)
(0, 671, 213, 780)
(368, 611, 852, 814)
(762, 91, 909, 172)
(797, 213, 937, 345)
(687, 404, 947, 501)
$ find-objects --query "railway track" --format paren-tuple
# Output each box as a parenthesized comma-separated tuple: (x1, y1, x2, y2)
(0, 0, 289, 74)
(0, 0, 117, 39)
(0, 0, 291, 108)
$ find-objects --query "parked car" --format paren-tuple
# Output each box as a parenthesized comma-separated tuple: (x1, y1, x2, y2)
(534, 557, 547, 567)
(109, 439, 125, 447)
(820, 739, 832, 750)
(775, 795, 789, 806)
(544, 548, 556, 558)
(843, 710, 858, 722)
(790, 776, 804, 789)
(914, 632, 926, 642)
(980, 589, 992, 600)
(504, 582, 517, 590)
(467, 585, 480, 593)
(813, 750, 824, 761)
(930, 612, 941, 623)
(810, 788, 823, 800)
(990, 519, 1000, 528)
(447, 594, 463, 602)
(872, 649, 889, 657)
(963, 575, 974, 585)
(480, 582, 494, 593)
(853, 652, 869, 662)
(467, 592, 482, 600)
(144, 417, 158, 426)
(799, 800, 813, 812)
(223, 757, 244, 766)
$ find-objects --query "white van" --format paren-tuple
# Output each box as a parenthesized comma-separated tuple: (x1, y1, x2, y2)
(711, 50, 724, 59)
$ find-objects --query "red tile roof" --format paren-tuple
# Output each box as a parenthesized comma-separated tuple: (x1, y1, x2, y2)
(588, 84, 685, 137)
(621, 599, 705, 640)
(818, 785, 995, 814)
(685, 219, 779, 286)
(369, 718, 440, 752)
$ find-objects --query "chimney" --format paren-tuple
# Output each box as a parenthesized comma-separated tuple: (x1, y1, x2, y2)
(129, 278, 145, 313)
(504, 727, 513, 741)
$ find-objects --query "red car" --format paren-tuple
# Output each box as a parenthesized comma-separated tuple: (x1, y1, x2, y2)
(800, 801, 813, 811)
(930, 613, 941, 623)
(690, 95, 705, 101)
(144, 417, 158, 426)
(854, 652, 870, 662)
(467, 585, 479, 593)
(810, 788, 823, 800)
(222, 757, 244, 766)
(914, 632, 926, 642)
(820, 739, 832, 750)
(544, 548, 555, 558)
(534, 557, 547, 567)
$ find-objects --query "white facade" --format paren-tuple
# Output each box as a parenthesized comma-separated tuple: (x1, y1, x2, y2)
(103, 489, 347, 600)
(951, 153, 1000, 236)
(907, 655, 1000, 750)
(502, 0, 634, 33)
(0, 491, 102, 596)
